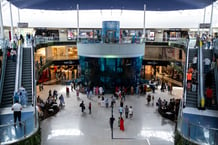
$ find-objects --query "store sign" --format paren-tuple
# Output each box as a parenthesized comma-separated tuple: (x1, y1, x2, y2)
(169, 28, 181, 31)
(143, 60, 170, 66)
(199, 23, 210, 29)
(63, 61, 74, 65)
(18, 22, 28, 28)
(53, 60, 79, 65)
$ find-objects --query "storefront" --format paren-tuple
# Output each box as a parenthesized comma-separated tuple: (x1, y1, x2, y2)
(163, 29, 189, 41)
(35, 45, 79, 83)
(50, 60, 79, 81)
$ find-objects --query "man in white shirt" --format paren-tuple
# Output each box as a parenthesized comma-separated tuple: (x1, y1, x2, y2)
(192, 54, 197, 69)
(19, 85, 26, 92)
(12, 100, 22, 126)
(99, 86, 104, 95)
(204, 58, 211, 73)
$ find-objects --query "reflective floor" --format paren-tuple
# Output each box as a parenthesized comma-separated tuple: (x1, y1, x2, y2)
(39, 85, 183, 145)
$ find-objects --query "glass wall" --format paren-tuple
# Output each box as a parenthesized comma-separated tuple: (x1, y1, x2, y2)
(79, 56, 143, 92)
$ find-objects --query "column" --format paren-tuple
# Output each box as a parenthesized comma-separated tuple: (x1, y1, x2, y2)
(9, 2, 14, 42)
(203, 7, 206, 23)
(143, 4, 146, 42)
(209, 2, 214, 35)
(17, 8, 21, 35)
(0, 2, 4, 39)
(77, 4, 79, 42)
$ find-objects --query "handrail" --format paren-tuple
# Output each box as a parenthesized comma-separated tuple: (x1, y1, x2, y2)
(0, 39, 8, 104)
(31, 45, 34, 106)
(19, 41, 23, 88)
(34, 36, 189, 45)
(0, 112, 39, 144)
(198, 42, 205, 108)
(214, 63, 218, 106)
(0, 43, 39, 144)
(15, 40, 23, 94)
(177, 116, 218, 145)
(182, 39, 190, 107)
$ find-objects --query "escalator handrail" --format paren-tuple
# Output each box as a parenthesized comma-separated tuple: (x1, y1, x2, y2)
(0, 40, 9, 104)
(198, 42, 205, 108)
(31, 45, 35, 105)
(182, 39, 190, 107)
(15, 41, 23, 94)
(214, 63, 218, 106)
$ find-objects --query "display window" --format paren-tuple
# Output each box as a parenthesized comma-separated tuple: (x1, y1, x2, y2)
(67, 29, 77, 40)
(149, 32, 155, 41)
(68, 46, 78, 58)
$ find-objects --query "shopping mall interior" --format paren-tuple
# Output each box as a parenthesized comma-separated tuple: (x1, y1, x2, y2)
(0, 0, 218, 145)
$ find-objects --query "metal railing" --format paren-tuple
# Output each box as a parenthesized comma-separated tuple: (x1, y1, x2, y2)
(182, 39, 190, 107)
(214, 63, 218, 107)
(177, 116, 218, 145)
(0, 112, 39, 144)
(0, 39, 9, 104)
(31, 44, 35, 106)
(34, 36, 189, 45)
(213, 38, 218, 56)
(0, 42, 39, 145)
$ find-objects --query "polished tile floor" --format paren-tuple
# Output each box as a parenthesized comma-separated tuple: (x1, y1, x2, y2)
(39, 85, 183, 145)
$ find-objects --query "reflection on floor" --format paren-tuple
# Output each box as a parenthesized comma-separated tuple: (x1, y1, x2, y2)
(0, 111, 35, 143)
(38, 85, 183, 145)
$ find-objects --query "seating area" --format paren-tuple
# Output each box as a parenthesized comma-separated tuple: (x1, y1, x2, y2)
(36, 90, 60, 120)
(157, 98, 180, 121)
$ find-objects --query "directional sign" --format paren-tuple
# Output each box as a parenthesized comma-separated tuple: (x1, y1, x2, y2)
(18, 22, 28, 28)
(199, 23, 210, 29)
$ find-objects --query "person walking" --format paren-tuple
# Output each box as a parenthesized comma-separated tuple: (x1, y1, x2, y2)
(76, 85, 80, 97)
(125, 105, 129, 118)
(152, 95, 155, 106)
(88, 102, 91, 114)
(109, 115, 115, 129)
(80, 101, 85, 113)
(12, 100, 22, 126)
(119, 106, 123, 117)
(120, 117, 125, 131)
(59, 94, 65, 107)
(129, 106, 133, 119)
(70, 81, 74, 91)
(206, 87, 213, 107)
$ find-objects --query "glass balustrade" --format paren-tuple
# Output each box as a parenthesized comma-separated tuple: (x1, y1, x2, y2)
(0, 112, 39, 144)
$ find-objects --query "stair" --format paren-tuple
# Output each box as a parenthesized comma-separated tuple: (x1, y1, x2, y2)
(22, 48, 33, 105)
(186, 48, 198, 108)
(1, 59, 16, 107)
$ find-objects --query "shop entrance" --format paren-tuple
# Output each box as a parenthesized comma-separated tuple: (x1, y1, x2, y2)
(50, 65, 78, 83)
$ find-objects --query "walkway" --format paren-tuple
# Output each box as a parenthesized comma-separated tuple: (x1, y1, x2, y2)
(39, 85, 183, 145)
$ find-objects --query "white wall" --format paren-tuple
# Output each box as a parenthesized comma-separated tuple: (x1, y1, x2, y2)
(1, 1, 218, 29)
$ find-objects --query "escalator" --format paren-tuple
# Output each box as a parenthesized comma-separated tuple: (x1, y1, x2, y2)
(1, 58, 17, 107)
(21, 47, 33, 105)
(185, 48, 198, 108)
(202, 49, 217, 109)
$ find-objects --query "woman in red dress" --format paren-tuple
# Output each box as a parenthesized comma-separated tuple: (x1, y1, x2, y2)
(120, 117, 125, 131)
